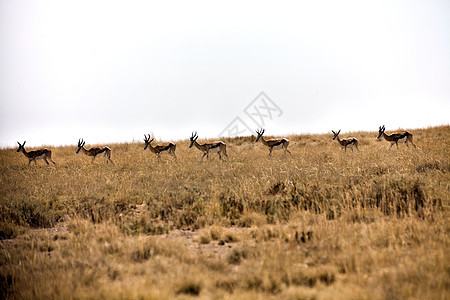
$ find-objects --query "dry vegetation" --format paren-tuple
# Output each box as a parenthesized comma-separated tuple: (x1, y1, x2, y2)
(0, 126, 449, 299)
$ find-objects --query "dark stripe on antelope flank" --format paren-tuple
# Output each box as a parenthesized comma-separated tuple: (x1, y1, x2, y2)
(209, 143, 221, 149)
(156, 144, 172, 151)
(28, 149, 50, 156)
(400, 132, 411, 139)
(390, 133, 405, 140)
(89, 147, 109, 156)
(272, 141, 283, 147)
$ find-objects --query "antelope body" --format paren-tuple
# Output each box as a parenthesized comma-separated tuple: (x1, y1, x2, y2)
(255, 129, 291, 156)
(76, 139, 113, 163)
(189, 132, 228, 159)
(17, 141, 56, 165)
(144, 134, 177, 159)
(377, 125, 416, 149)
(332, 130, 359, 152)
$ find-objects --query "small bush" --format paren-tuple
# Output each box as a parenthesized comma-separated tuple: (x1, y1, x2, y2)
(209, 227, 222, 240)
(130, 238, 160, 262)
(219, 193, 244, 220)
(224, 232, 238, 243)
(198, 232, 211, 244)
(0, 222, 18, 240)
(176, 280, 202, 296)
(371, 178, 427, 217)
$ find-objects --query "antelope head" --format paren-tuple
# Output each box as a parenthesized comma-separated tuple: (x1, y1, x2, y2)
(332, 130, 341, 140)
(377, 125, 385, 139)
(255, 128, 265, 142)
(76, 139, 86, 153)
(143, 134, 154, 150)
(17, 141, 26, 152)
(189, 132, 198, 148)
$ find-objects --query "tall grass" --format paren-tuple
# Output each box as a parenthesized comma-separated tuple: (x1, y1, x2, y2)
(0, 126, 449, 299)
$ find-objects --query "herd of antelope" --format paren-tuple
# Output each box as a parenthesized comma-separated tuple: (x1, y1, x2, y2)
(16, 125, 417, 165)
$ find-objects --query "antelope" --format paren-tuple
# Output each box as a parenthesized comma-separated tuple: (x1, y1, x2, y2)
(189, 131, 228, 159)
(76, 139, 113, 163)
(377, 125, 416, 149)
(332, 130, 359, 152)
(143, 134, 177, 159)
(255, 128, 291, 156)
(17, 141, 56, 165)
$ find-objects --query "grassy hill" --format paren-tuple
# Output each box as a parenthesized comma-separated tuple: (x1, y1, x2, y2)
(1, 126, 449, 299)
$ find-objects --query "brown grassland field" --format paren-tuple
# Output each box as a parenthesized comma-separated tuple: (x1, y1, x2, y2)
(0, 126, 449, 299)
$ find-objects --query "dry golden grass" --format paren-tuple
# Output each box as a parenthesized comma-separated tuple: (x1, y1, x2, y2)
(0, 126, 449, 299)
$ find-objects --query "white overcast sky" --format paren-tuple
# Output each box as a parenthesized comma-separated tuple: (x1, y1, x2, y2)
(1, 0, 449, 147)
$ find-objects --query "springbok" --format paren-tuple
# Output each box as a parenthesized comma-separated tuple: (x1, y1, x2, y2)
(143, 134, 177, 159)
(332, 130, 359, 152)
(255, 128, 291, 156)
(76, 139, 113, 163)
(189, 132, 228, 159)
(17, 141, 56, 165)
(377, 125, 416, 149)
